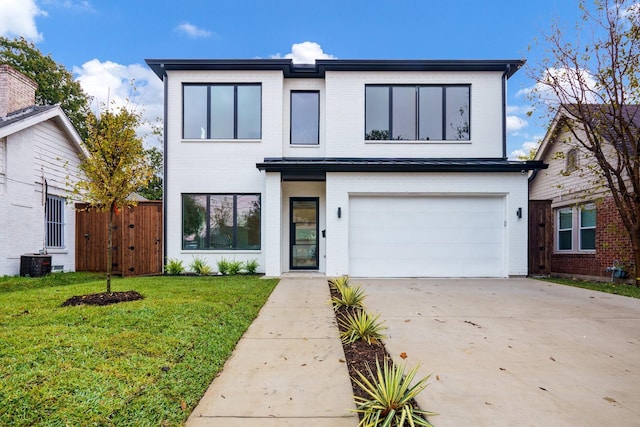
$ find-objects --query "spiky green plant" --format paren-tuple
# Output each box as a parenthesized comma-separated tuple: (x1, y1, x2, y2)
(329, 275, 351, 294)
(331, 284, 366, 310)
(352, 358, 436, 427)
(227, 259, 244, 275)
(339, 310, 387, 345)
(217, 258, 230, 275)
(190, 256, 212, 275)
(243, 259, 259, 274)
(164, 257, 184, 275)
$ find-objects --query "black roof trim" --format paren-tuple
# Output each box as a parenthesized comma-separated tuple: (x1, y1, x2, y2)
(145, 58, 525, 80)
(256, 157, 547, 173)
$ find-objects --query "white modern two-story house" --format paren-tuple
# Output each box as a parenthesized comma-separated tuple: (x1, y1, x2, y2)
(146, 58, 546, 277)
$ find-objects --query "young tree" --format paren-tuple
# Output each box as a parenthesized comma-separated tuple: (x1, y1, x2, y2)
(529, 0, 640, 285)
(75, 105, 153, 292)
(0, 37, 91, 139)
(137, 147, 163, 200)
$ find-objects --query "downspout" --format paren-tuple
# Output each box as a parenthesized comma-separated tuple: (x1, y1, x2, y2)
(528, 167, 539, 183)
(501, 64, 511, 159)
(162, 65, 168, 271)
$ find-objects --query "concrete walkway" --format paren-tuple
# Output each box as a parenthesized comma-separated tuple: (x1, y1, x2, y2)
(186, 276, 358, 426)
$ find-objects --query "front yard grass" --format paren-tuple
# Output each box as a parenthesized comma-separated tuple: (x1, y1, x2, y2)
(0, 273, 278, 426)
(537, 277, 640, 299)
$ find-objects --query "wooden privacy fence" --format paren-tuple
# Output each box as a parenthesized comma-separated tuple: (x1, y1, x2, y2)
(75, 201, 163, 276)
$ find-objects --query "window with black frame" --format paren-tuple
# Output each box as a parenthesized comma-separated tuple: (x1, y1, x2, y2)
(183, 84, 261, 140)
(290, 91, 319, 145)
(46, 195, 65, 249)
(182, 194, 261, 250)
(365, 85, 470, 141)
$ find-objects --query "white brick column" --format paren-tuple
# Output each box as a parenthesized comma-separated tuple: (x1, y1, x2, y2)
(264, 172, 282, 276)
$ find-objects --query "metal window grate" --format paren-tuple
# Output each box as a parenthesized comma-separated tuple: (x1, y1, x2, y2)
(46, 195, 65, 248)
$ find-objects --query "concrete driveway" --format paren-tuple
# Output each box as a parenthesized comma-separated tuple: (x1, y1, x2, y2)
(356, 278, 640, 427)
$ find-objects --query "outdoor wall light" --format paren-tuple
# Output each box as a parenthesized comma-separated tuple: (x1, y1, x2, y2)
(516, 207, 522, 219)
(337, 207, 342, 218)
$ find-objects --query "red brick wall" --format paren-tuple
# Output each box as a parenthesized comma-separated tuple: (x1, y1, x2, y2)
(551, 196, 635, 279)
(0, 64, 37, 117)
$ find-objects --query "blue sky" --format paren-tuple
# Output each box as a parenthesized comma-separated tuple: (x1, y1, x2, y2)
(0, 0, 589, 157)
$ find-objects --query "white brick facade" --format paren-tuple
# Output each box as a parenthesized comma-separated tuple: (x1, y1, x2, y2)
(151, 59, 538, 277)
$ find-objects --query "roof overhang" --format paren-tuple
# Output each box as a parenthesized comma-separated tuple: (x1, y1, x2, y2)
(257, 157, 547, 179)
(145, 58, 525, 80)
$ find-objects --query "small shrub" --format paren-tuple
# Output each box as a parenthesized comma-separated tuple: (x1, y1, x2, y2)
(164, 258, 184, 275)
(339, 310, 387, 345)
(332, 284, 366, 310)
(217, 258, 230, 275)
(329, 275, 351, 294)
(352, 358, 436, 427)
(244, 259, 259, 274)
(190, 256, 212, 275)
(227, 259, 243, 275)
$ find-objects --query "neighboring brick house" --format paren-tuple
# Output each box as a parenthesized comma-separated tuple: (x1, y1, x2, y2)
(529, 105, 638, 280)
(146, 58, 546, 277)
(0, 65, 85, 276)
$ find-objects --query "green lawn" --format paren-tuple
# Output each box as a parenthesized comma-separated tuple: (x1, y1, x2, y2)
(537, 277, 640, 299)
(0, 273, 278, 426)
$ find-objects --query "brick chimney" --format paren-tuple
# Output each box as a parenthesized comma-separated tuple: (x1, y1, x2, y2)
(0, 64, 38, 118)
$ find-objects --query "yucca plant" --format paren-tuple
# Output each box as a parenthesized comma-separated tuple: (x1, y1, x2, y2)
(339, 309, 387, 344)
(227, 259, 244, 275)
(217, 258, 230, 275)
(331, 284, 366, 310)
(164, 257, 184, 275)
(352, 358, 436, 427)
(244, 259, 259, 274)
(329, 275, 351, 294)
(190, 256, 212, 275)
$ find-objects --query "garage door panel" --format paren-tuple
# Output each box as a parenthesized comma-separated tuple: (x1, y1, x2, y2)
(349, 196, 504, 277)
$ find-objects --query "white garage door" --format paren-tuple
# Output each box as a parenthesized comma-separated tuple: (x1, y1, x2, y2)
(349, 196, 505, 277)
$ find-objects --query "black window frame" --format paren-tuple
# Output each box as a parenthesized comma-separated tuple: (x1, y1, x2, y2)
(364, 84, 471, 141)
(181, 193, 261, 250)
(182, 83, 262, 140)
(290, 90, 320, 145)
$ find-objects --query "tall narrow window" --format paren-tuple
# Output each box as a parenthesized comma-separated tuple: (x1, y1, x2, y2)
(46, 195, 65, 248)
(579, 206, 596, 250)
(291, 91, 319, 145)
(183, 84, 262, 140)
(558, 209, 573, 251)
(566, 148, 579, 173)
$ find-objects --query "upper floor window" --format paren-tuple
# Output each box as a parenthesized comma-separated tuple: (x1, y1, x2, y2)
(290, 91, 319, 145)
(183, 84, 261, 140)
(182, 193, 261, 250)
(365, 85, 470, 141)
(566, 148, 579, 173)
(46, 195, 65, 249)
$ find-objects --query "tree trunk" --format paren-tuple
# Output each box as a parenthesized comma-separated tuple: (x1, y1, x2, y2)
(631, 231, 640, 288)
(106, 203, 113, 293)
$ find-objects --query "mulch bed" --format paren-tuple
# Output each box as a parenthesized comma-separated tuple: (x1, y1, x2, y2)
(61, 290, 144, 307)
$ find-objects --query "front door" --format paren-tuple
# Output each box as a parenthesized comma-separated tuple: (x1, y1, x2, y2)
(290, 198, 319, 270)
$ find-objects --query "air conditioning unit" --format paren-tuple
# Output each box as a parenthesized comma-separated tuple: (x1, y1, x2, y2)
(20, 254, 52, 277)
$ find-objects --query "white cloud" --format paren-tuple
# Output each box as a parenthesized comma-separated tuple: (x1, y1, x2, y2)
(175, 23, 212, 38)
(272, 41, 336, 64)
(516, 67, 598, 105)
(0, 0, 47, 42)
(73, 59, 165, 146)
(506, 115, 528, 134)
(509, 139, 542, 160)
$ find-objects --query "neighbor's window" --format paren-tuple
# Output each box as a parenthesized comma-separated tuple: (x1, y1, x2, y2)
(183, 84, 261, 140)
(290, 91, 319, 145)
(46, 195, 65, 249)
(579, 206, 596, 250)
(365, 85, 470, 141)
(557, 208, 573, 251)
(566, 148, 579, 173)
(557, 205, 596, 252)
(182, 194, 261, 250)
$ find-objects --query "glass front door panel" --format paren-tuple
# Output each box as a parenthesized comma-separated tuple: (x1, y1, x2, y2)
(291, 199, 318, 269)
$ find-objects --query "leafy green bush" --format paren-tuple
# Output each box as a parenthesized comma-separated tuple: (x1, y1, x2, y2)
(332, 284, 366, 310)
(227, 259, 243, 275)
(243, 259, 259, 274)
(352, 358, 436, 427)
(217, 258, 230, 275)
(164, 257, 184, 275)
(339, 309, 387, 345)
(190, 256, 212, 275)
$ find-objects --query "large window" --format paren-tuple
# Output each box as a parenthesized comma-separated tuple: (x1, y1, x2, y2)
(183, 84, 261, 140)
(290, 91, 319, 145)
(365, 85, 470, 141)
(182, 194, 261, 250)
(46, 195, 65, 249)
(557, 205, 596, 252)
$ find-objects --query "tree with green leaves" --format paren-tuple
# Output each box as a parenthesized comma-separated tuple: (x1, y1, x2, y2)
(137, 147, 163, 200)
(0, 37, 91, 139)
(75, 104, 153, 292)
(529, 0, 640, 284)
